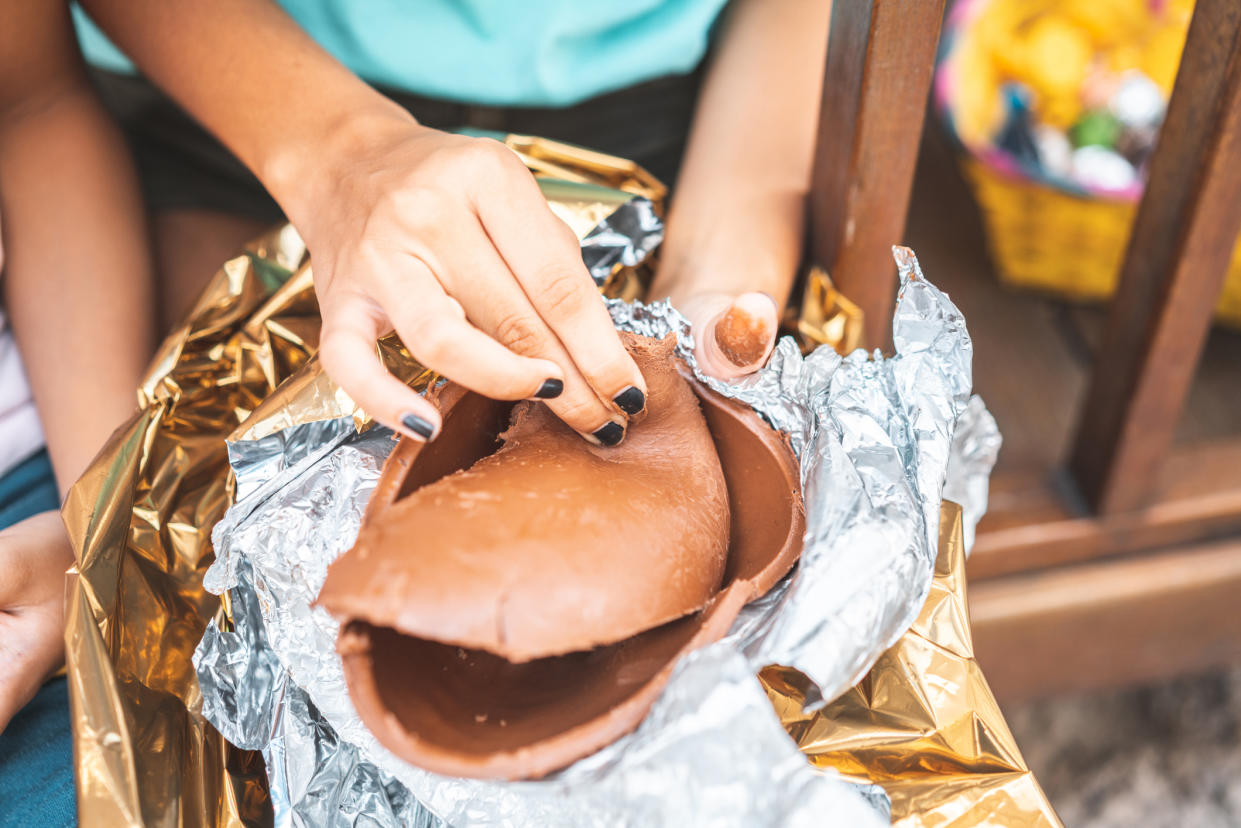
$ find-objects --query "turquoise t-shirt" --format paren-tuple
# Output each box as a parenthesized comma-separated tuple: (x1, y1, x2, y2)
(73, 1, 728, 107)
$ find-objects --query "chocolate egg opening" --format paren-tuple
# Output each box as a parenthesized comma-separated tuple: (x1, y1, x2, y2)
(337, 585, 747, 780)
(318, 335, 804, 779)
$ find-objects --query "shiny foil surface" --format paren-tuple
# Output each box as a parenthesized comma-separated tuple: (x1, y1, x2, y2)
(64, 223, 313, 828)
(783, 266, 865, 356)
(766, 503, 1061, 827)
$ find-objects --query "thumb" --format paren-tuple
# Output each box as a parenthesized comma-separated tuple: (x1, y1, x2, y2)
(685, 292, 779, 380)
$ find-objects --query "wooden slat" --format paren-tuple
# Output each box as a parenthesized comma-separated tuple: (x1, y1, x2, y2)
(1068, 0, 1241, 514)
(907, 128, 1241, 479)
(808, 0, 945, 350)
(1062, 304, 1241, 447)
(971, 437, 1241, 579)
(970, 537, 1241, 703)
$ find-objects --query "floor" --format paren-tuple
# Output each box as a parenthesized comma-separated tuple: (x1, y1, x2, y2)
(904, 130, 1241, 826)
(1006, 665, 1241, 827)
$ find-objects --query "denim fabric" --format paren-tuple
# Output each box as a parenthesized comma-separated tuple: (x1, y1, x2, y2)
(0, 449, 76, 826)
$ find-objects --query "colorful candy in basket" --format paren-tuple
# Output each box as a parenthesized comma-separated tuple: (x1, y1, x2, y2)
(935, 0, 1241, 324)
(945, 0, 1193, 197)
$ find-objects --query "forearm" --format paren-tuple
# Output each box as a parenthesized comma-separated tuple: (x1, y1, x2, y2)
(652, 0, 831, 305)
(0, 90, 154, 496)
(80, 0, 412, 231)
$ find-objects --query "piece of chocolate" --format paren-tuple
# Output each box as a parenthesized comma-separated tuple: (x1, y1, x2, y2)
(713, 301, 773, 368)
(318, 334, 805, 779)
(337, 584, 751, 780)
(320, 335, 732, 662)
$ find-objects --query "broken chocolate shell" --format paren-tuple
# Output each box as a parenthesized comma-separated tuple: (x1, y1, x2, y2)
(319, 334, 732, 662)
(318, 334, 804, 779)
(337, 582, 751, 780)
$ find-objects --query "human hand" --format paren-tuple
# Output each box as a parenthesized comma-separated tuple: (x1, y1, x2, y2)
(674, 291, 779, 380)
(286, 117, 647, 447)
(0, 511, 73, 735)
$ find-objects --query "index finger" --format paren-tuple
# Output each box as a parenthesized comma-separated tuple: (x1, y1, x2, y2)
(318, 293, 445, 442)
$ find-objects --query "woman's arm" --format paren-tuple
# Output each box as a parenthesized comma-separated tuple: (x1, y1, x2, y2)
(0, 0, 154, 496)
(0, 0, 153, 733)
(81, 0, 648, 446)
(650, 0, 831, 377)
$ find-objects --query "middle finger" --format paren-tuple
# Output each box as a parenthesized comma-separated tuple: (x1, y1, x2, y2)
(431, 218, 629, 446)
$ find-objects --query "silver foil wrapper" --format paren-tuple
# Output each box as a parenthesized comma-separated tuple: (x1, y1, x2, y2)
(580, 195, 663, 285)
(194, 248, 997, 826)
(943, 394, 1001, 554)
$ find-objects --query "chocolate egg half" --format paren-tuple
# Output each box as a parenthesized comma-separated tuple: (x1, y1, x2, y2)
(318, 334, 804, 779)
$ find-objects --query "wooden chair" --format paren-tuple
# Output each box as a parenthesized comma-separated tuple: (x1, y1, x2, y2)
(815, 0, 1241, 702)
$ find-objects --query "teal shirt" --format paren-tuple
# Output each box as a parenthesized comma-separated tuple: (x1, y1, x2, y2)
(73, 1, 728, 107)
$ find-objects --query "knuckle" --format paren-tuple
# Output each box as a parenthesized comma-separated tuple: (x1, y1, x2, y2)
(318, 333, 364, 387)
(492, 312, 547, 355)
(460, 137, 515, 170)
(318, 331, 345, 368)
(549, 216, 581, 250)
(534, 267, 591, 318)
(317, 325, 352, 363)
(410, 321, 455, 364)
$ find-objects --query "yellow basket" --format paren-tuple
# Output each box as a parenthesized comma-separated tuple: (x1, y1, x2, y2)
(958, 156, 1241, 326)
(938, 0, 1241, 327)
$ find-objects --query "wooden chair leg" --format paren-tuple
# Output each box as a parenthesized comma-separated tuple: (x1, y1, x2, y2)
(808, 0, 945, 351)
(1068, 0, 1241, 515)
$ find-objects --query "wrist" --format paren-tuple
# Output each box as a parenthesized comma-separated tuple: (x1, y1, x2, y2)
(259, 92, 419, 233)
(653, 188, 804, 307)
(653, 239, 792, 309)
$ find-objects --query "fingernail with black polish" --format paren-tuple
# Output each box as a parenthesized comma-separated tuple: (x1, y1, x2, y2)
(613, 386, 645, 416)
(592, 421, 625, 447)
(535, 378, 564, 399)
(401, 413, 436, 441)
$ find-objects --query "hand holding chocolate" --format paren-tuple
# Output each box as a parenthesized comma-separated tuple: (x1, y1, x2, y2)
(317, 332, 804, 779)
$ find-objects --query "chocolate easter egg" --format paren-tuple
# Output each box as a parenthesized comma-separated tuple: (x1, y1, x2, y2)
(319, 334, 732, 661)
(337, 583, 751, 780)
(318, 334, 804, 779)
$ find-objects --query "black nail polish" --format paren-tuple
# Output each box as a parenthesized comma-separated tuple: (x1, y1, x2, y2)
(401, 413, 436, 440)
(613, 386, 645, 415)
(592, 422, 625, 447)
(535, 378, 564, 399)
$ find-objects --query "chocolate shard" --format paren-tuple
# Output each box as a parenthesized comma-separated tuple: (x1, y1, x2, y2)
(320, 334, 731, 662)
(337, 583, 751, 780)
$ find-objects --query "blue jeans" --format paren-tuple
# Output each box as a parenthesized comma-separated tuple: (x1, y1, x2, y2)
(0, 449, 76, 827)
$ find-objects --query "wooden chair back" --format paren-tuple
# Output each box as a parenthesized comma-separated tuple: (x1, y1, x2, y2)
(814, 0, 1241, 519)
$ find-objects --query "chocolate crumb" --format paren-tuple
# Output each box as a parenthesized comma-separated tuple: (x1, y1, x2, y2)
(714, 305, 772, 367)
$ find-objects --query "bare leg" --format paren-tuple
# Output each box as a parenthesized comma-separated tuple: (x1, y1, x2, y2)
(153, 208, 274, 332)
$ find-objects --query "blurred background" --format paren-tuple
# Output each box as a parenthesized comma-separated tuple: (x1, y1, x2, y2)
(916, 0, 1241, 824)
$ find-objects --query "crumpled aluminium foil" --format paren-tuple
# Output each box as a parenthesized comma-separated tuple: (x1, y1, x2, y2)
(579, 195, 663, 285)
(943, 394, 1001, 553)
(194, 248, 993, 826)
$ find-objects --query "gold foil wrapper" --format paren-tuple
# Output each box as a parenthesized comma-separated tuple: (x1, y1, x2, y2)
(501, 133, 667, 204)
(763, 503, 1062, 827)
(65, 225, 312, 828)
(783, 266, 865, 355)
(64, 134, 1052, 826)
